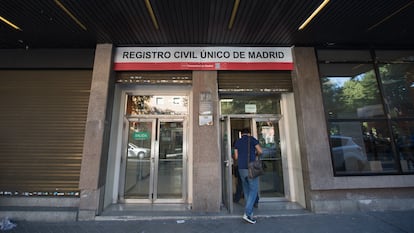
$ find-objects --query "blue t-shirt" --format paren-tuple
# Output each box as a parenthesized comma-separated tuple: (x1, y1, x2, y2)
(234, 135, 259, 169)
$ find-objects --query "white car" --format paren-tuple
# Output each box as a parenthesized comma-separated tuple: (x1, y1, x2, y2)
(127, 143, 151, 159)
(330, 135, 368, 172)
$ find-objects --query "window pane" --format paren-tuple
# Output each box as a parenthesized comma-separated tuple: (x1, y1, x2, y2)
(392, 120, 414, 172)
(376, 50, 414, 62)
(378, 63, 414, 118)
(220, 95, 280, 115)
(318, 50, 372, 62)
(320, 63, 385, 119)
(319, 50, 414, 176)
(126, 95, 188, 115)
(328, 121, 398, 175)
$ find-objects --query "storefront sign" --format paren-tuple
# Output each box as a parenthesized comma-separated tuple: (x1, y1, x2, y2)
(114, 47, 293, 71)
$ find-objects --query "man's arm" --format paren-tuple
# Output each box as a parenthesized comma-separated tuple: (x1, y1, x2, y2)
(255, 144, 263, 155)
(234, 149, 239, 160)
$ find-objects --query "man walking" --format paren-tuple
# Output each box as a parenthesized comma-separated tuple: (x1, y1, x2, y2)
(234, 128, 262, 224)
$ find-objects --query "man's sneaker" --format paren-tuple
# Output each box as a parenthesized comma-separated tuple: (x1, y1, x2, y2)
(243, 213, 256, 224)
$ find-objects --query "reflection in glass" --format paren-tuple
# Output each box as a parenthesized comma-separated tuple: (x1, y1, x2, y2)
(379, 64, 414, 118)
(220, 95, 281, 115)
(319, 49, 414, 175)
(126, 95, 188, 115)
(392, 120, 414, 172)
(125, 121, 152, 198)
(320, 63, 384, 119)
(328, 121, 397, 174)
(256, 121, 284, 197)
(157, 122, 183, 199)
(220, 118, 232, 210)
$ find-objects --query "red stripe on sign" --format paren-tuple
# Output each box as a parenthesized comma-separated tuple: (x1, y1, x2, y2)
(114, 62, 294, 71)
(220, 62, 294, 70)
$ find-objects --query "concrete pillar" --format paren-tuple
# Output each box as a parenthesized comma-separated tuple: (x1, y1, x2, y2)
(191, 71, 221, 212)
(78, 44, 114, 220)
(291, 47, 331, 210)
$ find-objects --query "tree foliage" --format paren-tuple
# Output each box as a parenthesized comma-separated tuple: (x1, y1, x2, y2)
(322, 69, 382, 118)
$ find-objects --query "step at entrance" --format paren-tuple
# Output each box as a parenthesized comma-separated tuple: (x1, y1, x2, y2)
(96, 202, 309, 221)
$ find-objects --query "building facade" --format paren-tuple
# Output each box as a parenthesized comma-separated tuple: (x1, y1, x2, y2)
(1, 45, 413, 221)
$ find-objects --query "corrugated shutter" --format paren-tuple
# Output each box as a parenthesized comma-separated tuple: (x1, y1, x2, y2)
(116, 71, 192, 84)
(0, 70, 92, 196)
(218, 71, 292, 93)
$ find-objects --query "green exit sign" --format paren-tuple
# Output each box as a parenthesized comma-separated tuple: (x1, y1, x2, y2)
(133, 131, 150, 140)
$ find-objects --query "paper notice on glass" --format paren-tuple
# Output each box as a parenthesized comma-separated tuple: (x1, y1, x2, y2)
(245, 104, 257, 113)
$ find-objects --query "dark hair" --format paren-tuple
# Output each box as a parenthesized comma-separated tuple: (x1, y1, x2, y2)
(241, 128, 250, 134)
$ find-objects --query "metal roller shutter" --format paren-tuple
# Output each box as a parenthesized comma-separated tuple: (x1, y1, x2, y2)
(218, 71, 292, 93)
(0, 70, 92, 196)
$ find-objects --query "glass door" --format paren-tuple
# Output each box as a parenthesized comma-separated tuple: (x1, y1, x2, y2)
(253, 118, 284, 198)
(120, 117, 186, 203)
(156, 119, 185, 200)
(123, 119, 155, 201)
(222, 116, 283, 204)
(220, 116, 233, 213)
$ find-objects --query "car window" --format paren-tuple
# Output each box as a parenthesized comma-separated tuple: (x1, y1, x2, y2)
(330, 138, 342, 148)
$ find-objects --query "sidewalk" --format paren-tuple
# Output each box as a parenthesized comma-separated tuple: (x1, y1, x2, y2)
(3, 210, 414, 233)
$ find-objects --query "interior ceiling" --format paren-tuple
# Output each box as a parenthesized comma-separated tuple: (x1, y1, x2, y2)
(1, 0, 414, 49)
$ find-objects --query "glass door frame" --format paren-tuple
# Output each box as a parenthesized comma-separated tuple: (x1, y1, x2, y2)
(105, 86, 192, 208)
(253, 116, 285, 200)
(154, 117, 187, 203)
(118, 117, 156, 204)
(220, 114, 283, 211)
(119, 115, 188, 204)
(221, 116, 233, 213)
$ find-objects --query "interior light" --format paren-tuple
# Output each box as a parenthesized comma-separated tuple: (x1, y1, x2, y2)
(54, 0, 87, 31)
(145, 0, 159, 30)
(298, 0, 330, 30)
(0, 15, 22, 31)
(228, 0, 240, 30)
